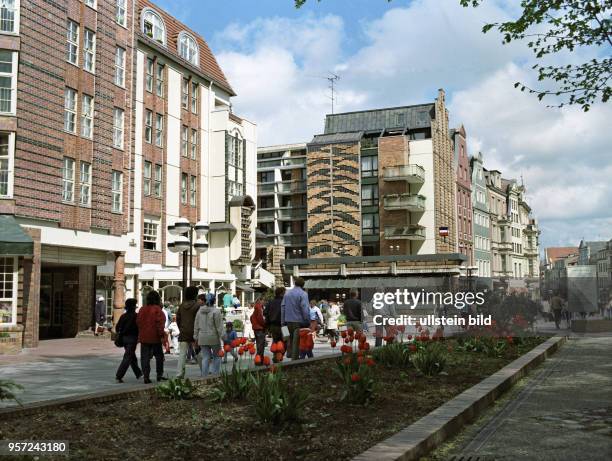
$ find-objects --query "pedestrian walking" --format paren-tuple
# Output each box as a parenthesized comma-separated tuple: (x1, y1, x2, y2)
(168, 314, 180, 354)
(310, 299, 324, 336)
(222, 322, 239, 363)
(550, 292, 564, 329)
(194, 294, 224, 376)
(251, 299, 266, 359)
(136, 290, 167, 384)
(175, 286, 201, 378)
(325, 301, 341, 341)
(115, 298, 142, 383)
(264, 287, 285, 343)
(342, 290, 363, 333)
(94, 295, 106, 335)
(280, 277, 310, 360)
(243, 303, 254, 340)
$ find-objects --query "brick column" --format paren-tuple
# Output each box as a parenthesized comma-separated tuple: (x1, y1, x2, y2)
(23, 228, 41, 348)
(112, 251, 126, 331)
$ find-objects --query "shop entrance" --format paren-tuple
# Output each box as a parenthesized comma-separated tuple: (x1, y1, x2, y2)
(39, 269, 66, 339)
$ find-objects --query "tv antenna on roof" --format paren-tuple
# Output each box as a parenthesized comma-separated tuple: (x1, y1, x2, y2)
(327, 72, 340, 114)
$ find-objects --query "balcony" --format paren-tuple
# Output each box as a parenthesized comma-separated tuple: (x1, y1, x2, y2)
(276, 180, 306, 194)
(278, 233, 307, 246)
(258, 183, 276, 195)
(277, 207, 307, 220)
(383, 194, 426, 212)
(383, 164, 425, 184)
(258, 157, 306, 170)
(384, 226, 426, 240)
(257, 209, 276, 222)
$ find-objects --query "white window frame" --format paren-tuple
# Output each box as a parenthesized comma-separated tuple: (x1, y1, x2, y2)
(178, 31, 199, 66)
(84, 0, 96, 9)
(190, 175, 196, 207)
(83, 28, 96, 73)
(113, 108, 124, 149)
(0, 50, 17, 115)
(114, 46, 126, 87)
(181, 173, 187, 204)
(142, 8, 166, 45)
(155, 113, 163, 147)
(181, 77, 189, 109)
(111, 170, 123, 213)
(181, 125, 188, 156)
(191, 82, 198, 114)
(144, 109, 152, 143)
(79, 161, 91, 206)
(145, 58, 154, 92)
(66, 20, 79, 65)
(143, 218, 160, 251)
(191, 128, 197, 160)
(0, 256, 17, 326)
(154, 164, 162, 197)
(64, 87, 77, 133)
(156, 62, 164, 97)
(0, 132, 15, 198)
(0, 0, 20, 35)
(80, 94, 93, 139)
(62, 157, 75, 202)
(143, 160, 151, 196)
(116, 0, 127, 27)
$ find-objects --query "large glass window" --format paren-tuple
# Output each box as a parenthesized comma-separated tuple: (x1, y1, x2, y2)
(62, 157, 75, 202)
(178, 32, 199, 65)
(112, 171, 123, 212)
(0, 257, 16, 325)
(83, 28, 96, 73)
(191, 82, 198, 113)
(144, 110, 152, 143)
(361, 155, 378, 178)
(63, 88, 77, 133)
(154, 164, 162, 197)
(361, 184, 379, 206)
(181, 78, 189, 109)
(181, 125, 188, 157)
(114, 47, 125, 87)
(155, 114, 163, 146)
(79, 161, 91, 206)
(145, 58, 154, 92)
(80, 94, 93, 139)
(113, 108, 124, 149)
(142, 9, 166, 45)
(0, 50, 15, 114)
(362, 213, 379, 236)
(143, 160, 151, 196)
(191, 129, 197, 159)
(66, 20, 79, 65)
(155, 63, 164, 97)
(0, 0, 17, 33)
(116, 0, 126, 27)
(0, 132, 13, 198)
(181, 173, 187, 204)
(190, 175, 196, 206)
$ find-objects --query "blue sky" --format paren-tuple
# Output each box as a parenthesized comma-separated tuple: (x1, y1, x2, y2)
(153, 0, 611, 249)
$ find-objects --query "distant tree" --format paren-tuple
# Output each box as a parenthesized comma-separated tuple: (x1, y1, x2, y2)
(460, 0, 611, 111)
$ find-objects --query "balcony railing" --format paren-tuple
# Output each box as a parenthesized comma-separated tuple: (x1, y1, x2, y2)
(258, 157, 306, 169)
(383, 194, 426, 212)
(258, 183, 276, 195)
(257, 209, 276, 221)
(382, 164, 425, 183)
(276, 180, 306, 194)
(384, 226, 426, 240)
(278, 233, 307, 246)
(277, 207, 307, 220)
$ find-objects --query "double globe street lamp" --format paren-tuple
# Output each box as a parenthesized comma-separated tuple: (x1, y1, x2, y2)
(167, 218, 209, 291)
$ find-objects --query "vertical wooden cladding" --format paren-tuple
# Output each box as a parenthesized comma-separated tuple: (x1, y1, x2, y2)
(15, 0, 134, 236)
(306, 142, 361, 258)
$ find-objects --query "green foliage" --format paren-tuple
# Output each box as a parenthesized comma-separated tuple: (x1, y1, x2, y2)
(250, 368, 307, 425)
(411, 342, 447, 377)
(477, 292, 538, 334)
(0, 380, 23, 404)
(371, 342, 411, 368)
(456, 336, 509, 358)
(334, 355, 376, 404)
(232, 319, 244, 332)
(211, 364, 253, 401)
(460, 0, 612, 111)
(155, 377, 195, 400)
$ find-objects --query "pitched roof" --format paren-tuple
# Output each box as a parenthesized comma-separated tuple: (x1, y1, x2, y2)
(137, 0, 234, 95)
(545, 247, 579, 264)
(324, 103, 434, 134)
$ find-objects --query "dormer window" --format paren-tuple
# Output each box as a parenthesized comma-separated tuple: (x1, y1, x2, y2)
(142, 9, 165, 45)
(178, 32, 199, 66)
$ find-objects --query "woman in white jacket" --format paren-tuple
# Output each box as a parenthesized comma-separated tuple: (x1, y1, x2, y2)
(325, 302, 341, 341)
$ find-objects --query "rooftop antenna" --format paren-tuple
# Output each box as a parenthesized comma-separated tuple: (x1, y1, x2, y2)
(327, 72, 340, 114)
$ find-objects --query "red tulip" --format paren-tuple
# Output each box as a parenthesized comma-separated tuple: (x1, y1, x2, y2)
(231, 339, 239, 348)
(275, 342, 285, 353)
(263, 356, 271, 366)
(366, 358, 375, 367)
(275, 352, 284, 362)
(270, 343, 278, 353)
(238, 347, 245, 356)
(407, 335, 413, 340)
(249, 347, 255, 355)
(223, 344, 232, 353)
(341, 331, 347, 338)
(254, 355, 262, 365)
(351, 373, 360, 382)
(330, 340, 337, 348)
(217, 349, 225, 357)
(347, 327, 354, 335)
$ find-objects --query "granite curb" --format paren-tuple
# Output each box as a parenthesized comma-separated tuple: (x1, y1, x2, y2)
(352, 335, 567, 461)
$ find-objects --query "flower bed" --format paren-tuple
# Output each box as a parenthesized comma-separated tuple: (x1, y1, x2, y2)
(0, 333, 546, 460)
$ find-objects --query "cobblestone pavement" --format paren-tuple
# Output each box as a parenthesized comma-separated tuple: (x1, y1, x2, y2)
(426, 335, 612, 461)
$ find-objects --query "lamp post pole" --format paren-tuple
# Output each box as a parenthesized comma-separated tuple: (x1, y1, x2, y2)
(168, 218, 209, 296)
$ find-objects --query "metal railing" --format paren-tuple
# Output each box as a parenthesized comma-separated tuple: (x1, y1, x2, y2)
(382, 164, 425, 183)
(383, 194, 426, 211)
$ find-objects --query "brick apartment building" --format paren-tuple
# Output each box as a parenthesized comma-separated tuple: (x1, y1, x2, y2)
(0, 0, 256, 353)
(451, 125, 473, 266)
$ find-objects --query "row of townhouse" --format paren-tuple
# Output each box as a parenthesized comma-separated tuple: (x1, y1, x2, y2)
(255, 91, 539, 291)
(0, 0, 257, 353)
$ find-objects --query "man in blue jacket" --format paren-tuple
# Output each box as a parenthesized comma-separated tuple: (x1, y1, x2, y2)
(281, 277, 310, 360)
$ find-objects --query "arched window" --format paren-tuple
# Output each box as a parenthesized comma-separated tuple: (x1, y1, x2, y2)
(142, 8, 165, 45)
(178, 32, 199, 66)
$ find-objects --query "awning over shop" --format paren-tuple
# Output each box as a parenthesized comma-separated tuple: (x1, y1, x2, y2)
(0, 215, 33, 256)
(236, 282, 255, 293)
(304, 277, 446, 289)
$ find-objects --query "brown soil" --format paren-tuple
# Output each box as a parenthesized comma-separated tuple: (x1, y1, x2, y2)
(0, 338, 546, 461)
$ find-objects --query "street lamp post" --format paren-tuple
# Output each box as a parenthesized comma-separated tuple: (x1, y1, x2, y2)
(167, 218, 209, 292)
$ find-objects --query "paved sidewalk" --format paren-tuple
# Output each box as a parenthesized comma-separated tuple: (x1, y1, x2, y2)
(0, 335, 344, 408)
(427, 335, 612, 461)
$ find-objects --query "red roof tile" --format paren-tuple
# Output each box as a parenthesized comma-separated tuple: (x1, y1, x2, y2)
(137, 0, 234, 95)
(545, 247, 579, 264)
